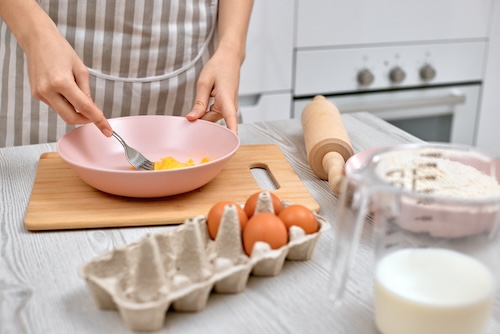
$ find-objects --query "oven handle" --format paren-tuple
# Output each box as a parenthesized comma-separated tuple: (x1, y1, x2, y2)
(338, 91, 466, 113)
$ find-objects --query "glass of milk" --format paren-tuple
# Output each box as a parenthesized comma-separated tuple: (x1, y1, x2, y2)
(330, 143, 500, 334)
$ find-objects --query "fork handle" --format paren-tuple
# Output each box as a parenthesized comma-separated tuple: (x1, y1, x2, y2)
(111, 132, 126, 148)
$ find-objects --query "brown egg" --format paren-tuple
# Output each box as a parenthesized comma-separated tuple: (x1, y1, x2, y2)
(207, 201, 248, 240)
(244, 191, 283, 218)
(242, 212, 288, 256)
(278, 204, 319, 234)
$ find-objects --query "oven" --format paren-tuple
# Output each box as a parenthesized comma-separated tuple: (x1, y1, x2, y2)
(294, 82, 482, 145)
(292, 0, 494, 146)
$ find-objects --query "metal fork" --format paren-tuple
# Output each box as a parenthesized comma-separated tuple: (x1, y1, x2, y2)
(112, 132, 155, 171)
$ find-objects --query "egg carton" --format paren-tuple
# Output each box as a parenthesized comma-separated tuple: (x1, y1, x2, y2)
(79, 202, 329, 331)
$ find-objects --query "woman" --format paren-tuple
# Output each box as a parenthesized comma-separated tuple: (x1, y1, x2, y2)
(0, 0, 253, 147)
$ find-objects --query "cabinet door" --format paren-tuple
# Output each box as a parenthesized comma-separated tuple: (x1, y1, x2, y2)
(239, 93, 291, 123)
(296, 0, 493, 48)
(239, 0, 294, 95)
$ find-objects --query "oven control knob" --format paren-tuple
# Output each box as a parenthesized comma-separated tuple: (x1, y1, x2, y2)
(357, 69, 374, 86)
(389, 66, 406, 84)
(420, 64, 436, 82)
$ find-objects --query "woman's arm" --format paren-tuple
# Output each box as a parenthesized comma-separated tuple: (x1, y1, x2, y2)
(0, 0, 112, 136)
(217, 0, 254, 64)
(186, 0, 254, 134)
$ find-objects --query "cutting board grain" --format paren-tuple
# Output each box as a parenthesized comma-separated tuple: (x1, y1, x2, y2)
(24, 144, 320, 231)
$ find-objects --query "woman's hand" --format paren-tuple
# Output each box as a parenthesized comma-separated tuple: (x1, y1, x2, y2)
(186, 47, 241, 134)
(186, 0, 254, 135)
(25, 30, 112, 136)
(0, 0, 112, 137)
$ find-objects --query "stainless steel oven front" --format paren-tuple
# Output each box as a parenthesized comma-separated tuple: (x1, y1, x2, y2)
(292, 0, 493, 146)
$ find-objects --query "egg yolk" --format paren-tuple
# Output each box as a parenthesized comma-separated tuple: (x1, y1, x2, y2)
(153, 157, 209, 170)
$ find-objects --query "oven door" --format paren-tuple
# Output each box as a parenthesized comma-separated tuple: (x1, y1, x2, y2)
(293, 85, 481, 145)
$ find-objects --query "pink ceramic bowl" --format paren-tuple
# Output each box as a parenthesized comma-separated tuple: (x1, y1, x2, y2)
(57, 116, 240, 198)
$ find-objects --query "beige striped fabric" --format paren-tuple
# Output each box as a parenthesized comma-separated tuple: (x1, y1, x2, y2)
(0, 0, 217, 147)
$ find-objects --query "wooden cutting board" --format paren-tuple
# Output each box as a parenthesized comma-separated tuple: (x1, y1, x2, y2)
(24, 144, 320, 231)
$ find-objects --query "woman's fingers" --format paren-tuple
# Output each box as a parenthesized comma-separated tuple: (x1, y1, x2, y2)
(62, 85, 113, 136)
(47, 94, 90, 125)
(208, 98, 238, 133)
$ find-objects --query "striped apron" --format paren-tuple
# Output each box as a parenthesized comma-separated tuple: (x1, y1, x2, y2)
(0, 0, 218, 147)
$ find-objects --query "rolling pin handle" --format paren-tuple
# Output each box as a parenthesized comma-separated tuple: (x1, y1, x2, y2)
(322, 151, 346, 194)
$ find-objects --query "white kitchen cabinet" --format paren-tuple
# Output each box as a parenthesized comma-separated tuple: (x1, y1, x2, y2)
(239, 93, 291, 123)
(296, 0, 491, 48)
(238, 0, 294, 123)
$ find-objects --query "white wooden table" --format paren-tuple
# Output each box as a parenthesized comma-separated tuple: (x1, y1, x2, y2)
(1, 113, 496, 334)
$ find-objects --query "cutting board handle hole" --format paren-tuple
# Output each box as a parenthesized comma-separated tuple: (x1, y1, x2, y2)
(250, 163, 279, 191)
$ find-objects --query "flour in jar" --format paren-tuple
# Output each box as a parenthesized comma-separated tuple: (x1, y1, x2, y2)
(375, 149, 500, 199)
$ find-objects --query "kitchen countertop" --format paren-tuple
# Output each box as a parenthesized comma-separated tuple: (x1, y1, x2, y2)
(1, 112, 495, 334)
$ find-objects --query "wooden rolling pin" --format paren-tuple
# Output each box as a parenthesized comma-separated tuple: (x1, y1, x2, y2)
(301, 95, 354, 194)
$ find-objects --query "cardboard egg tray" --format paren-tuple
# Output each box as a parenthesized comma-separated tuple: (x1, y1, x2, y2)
(79, 203, 329, 331)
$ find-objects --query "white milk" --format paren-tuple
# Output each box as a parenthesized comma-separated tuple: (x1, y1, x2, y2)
(375, 248, 495, 334)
